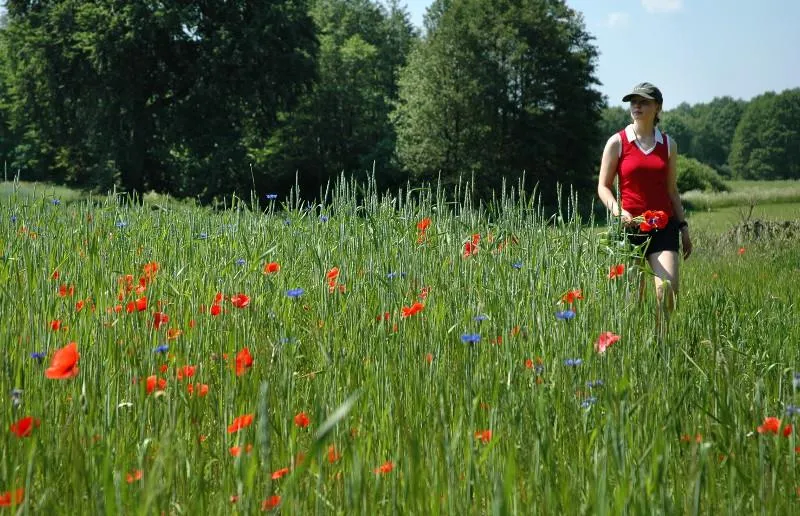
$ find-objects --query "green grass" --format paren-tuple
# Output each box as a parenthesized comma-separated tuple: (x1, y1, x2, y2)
(683, 179, 800, 210)
(1, 178, 800, 513)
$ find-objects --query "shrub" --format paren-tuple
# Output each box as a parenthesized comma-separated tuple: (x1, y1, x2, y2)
(677, 155, 729, 193)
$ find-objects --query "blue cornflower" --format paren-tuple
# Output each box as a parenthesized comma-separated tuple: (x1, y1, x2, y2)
(786, 404, 800, 417)
(235, 258, 246, 266)
(555, 310, 576, 320)
(319, 215, 329, 223)
(387, 272, 400, 280)
(793, 372, 800, 389)
(284, 219, 292, 226)
(153, 344, 169, 354)
(564, 358, 583, 367)
(474, 314, 489, 322)
(586, 379, 604, 389)
(10, 215, 17, 223)
(51, 199, 61, 205)
(30, 351, 46, 362)
(265, 193, 278, 200)
(287, 288, 304, 299)
(197, 232, 208, 240)
(581, 397, 597, 409)
(10, 389, 23, 409)
(115, 220, 128, 228)
(461, 333, 481, 343)
(279, 337, 295, 344)
(512, 261, 523, 270)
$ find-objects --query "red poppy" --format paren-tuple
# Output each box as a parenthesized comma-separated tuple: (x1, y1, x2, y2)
(263, 262, 280, 274)
(45, 342, 80, 379)
(187, 383, 209, 397)
(595, 331, 620, 354)
(210, 304, 222, 316)
(153, 311, 169, 329)
(166, 328, 182, 340)
(127, 296, 148, 313)
(125, 470, 143, 483)
(425, 353, 433, 364)
(0, 488, 24, 507)
(235, 348, 253, 376)
(326, 267, 340, 282)
(757, 417, 781, 434)
(738, 247, 746, 255)
(374, 461, 394, 474)
(418, 286, 431, 300)
(51, 269, 60, 280)
(608, 264, 625, 279)
(474, 429, 492, 443)
(176, 365, 196, 381)
(524, 358, 533, 369)
(50, 319, 62, 331)
(58, 284, 75, 297)
(230, 293, 250, 309)
(228, 414, 254, 434)
(145, 376, 167, 394)
(416, 218, 431, 232)
(261, 495, 281, 511)
(9, 416, 40, 438)
(294, 411, 310, 428)
(229, 444, 253, 457)
(639, 210, 668, 232)
(142, 261, 159, 278)
(463, 234, 480, 258)
(271, 467, 290, 480)
(561, 289, 584, 304)
(328, 445, 341, 463)
(680, 433, 703, 443)
(785, 424, 794, 437)
(400, 302, 424, 318)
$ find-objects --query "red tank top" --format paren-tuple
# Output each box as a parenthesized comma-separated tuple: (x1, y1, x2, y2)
(616, 126, 673, 218)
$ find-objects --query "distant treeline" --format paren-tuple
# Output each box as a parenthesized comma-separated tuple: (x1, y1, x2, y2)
(0, 0, 797, 205)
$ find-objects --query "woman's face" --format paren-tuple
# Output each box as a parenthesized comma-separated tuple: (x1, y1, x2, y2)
(629, 96, 660, 122)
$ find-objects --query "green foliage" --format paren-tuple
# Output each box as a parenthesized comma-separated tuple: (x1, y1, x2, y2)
(676, 154, 728, 193)
(729, 88, 800, 180)
(394, 0, 603, 204)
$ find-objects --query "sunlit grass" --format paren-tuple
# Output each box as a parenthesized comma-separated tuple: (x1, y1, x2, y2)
(1, 177, 799, 513)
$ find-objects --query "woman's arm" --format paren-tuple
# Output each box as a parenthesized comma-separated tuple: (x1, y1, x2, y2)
(666, 137, 693, 259)
(597, 134, 631, 223)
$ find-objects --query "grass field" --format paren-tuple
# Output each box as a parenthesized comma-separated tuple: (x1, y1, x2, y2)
(1, 178, 799, 513)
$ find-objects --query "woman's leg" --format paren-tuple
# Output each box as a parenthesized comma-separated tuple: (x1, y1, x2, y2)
(647, 250, 680, 338)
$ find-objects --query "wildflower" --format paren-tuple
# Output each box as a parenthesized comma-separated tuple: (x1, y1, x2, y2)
(320, 215, 329, 222)
(401, 302, 424, 318)
(271, 467, 290, 480)
(512, 261, 523, 269)
(166, 328, 182, 340)
(474, 314, 489, 322)
(153, 344, 169, 354)
(51, 198, 61, 205)
(228, 414, 255, 434)
(418, 286, 431, 300)
(581, 397, 597, 409)
(210, 304, 222, 316)
(638, 210, 668, 232)
(555, 310, 576, 320)
(561, 289, 583, 304)
(757, 417, 782, 434)
(328, 445, 342, 463)
(126, 296, 147, 313)
(9, 416, 40, 438)
(58, 284, 75, 297)
(45, 342, 80, 379)
(0, 488, 24, 507)
(10, 389, 23, 409)
(374, 461, 394, 474)
(145, 376, 167, 394)
(235, 258, 246, 266)
(265, 193, 278, 200)
(294, 411, 310, 428)
(115, 221, 128, 228)
(595, 332, 620, 354)
(230, 293, 250, 309)
(786, 404, 800, 417)
(793, 372, 800, 389)
(463, 234, 480, 257)
(416, 218, 431, 232)
(461, 333, 481, 343)
(197, 232, 208, 240)
(386, 271, 402, 280)
(176, 365, 196, 381)
(525, 358, 534, 369)
(474, 429, 492, 443)
(262, 495, 281, 510)
(125, 470, 143, 483)
(608, 264, 625, 279)
(680, 434, 703, 443)
(564, 358, 583, 367)
(187, 383, 209, 397)
(30, 352, 46, 362)
(586, 380, 604, 389)
(738, 247, 746, 256)
(425, 353, 433, 364)
(235, 348, 253, 376)
(153, 312, 169, 330)
(229, 444, 253, 457)
(326, 267, 340, 282)
(263, 262, 280, 274)
(287, 288, 304, 299)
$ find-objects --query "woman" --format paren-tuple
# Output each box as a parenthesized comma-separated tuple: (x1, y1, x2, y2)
(597, 82, 693, 334)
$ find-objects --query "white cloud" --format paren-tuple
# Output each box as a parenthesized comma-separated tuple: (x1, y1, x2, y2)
(606, 12, 630, 28)
(641, 0, 683, 13)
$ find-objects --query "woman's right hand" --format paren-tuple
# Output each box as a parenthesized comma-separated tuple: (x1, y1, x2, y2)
(620, 209, 634, 227)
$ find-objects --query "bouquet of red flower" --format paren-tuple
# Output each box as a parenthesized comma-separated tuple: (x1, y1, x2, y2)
(631, 210, 668, 232)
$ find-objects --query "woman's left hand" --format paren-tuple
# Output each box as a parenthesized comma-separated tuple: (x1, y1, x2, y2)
(681, 229, 693, 260)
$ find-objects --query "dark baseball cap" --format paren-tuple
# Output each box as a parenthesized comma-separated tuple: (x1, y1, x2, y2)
(622, 82, 663, 103)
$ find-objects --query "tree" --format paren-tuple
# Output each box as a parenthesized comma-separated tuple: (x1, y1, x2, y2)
(394, 0, 603, 203)
(729, 89, 800, 180)
(1, 1, 317, 200)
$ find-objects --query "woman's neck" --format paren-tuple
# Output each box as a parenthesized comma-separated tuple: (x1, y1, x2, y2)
(633, 120, 655, 137)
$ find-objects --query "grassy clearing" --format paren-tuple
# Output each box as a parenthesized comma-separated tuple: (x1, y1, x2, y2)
(1, 178, 799, 513)
(682, 179, 800, 211)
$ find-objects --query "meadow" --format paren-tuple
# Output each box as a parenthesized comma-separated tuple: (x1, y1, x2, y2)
(1, 177, 799, 514)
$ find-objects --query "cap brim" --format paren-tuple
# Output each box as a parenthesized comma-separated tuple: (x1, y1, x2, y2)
(622, 92, 656, 102)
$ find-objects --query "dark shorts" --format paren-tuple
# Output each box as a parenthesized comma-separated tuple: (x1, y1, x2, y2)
(624, 219, 680, 257)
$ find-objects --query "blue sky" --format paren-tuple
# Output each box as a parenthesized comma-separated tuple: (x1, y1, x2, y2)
(401, 0, 800, 109)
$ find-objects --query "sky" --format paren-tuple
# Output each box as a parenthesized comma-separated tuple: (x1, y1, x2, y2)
(401, 0, 800, 109)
